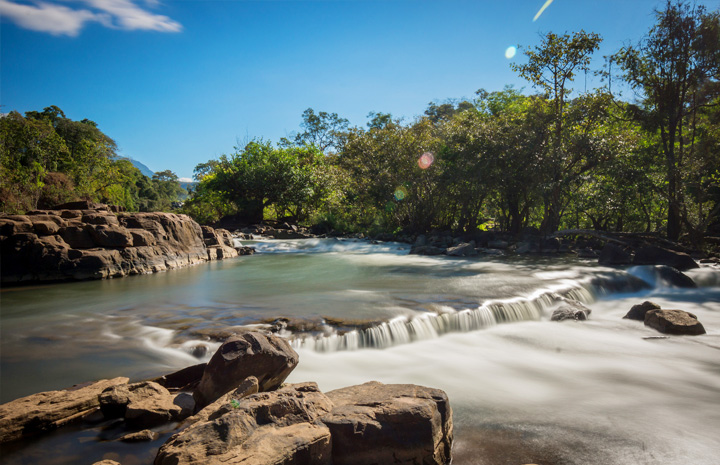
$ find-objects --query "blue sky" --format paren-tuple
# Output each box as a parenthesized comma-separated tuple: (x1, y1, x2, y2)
(2, 0, 719, 180)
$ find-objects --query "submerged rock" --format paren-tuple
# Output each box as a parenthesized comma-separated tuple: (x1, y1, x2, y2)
(551, 301, 592, 321)
(193, 332, 299, 410)
(644, 309, 706, 335)
(323, 381, 453, 465)
(0, 377, 128, 444)
(655, 265, 697, 288)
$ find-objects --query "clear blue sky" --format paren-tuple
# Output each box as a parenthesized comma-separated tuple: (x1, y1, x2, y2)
(2, 0, 718, 180)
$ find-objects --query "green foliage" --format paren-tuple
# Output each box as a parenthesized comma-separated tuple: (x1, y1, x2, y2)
(0, 106, 186, 214)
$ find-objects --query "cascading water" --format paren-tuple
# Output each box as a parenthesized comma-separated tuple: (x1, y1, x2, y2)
(2, 238, 719, 465)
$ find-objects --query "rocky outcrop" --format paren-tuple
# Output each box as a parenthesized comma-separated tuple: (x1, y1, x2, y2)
(624, 301, 661, 321)
(193, 332, 299, 410)
(644, 309, 706, 335)
(0, 377, 128, 443)
(0, 203, 238, 283)
(155, 382, 335, 465)
(323, 381, 453, 465)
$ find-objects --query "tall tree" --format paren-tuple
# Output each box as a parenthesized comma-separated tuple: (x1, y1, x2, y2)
(293, 108, 349, 153)
(512, 30, 603, 233)
(617, 0, 720, 241)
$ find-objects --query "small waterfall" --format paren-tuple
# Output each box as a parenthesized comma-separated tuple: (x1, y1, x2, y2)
(292, 284, 596, 352)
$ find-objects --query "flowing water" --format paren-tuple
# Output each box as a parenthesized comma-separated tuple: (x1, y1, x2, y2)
(1, 238, 719, 464)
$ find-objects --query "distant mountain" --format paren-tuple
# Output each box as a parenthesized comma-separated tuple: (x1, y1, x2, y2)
(128, 158, 154, 178)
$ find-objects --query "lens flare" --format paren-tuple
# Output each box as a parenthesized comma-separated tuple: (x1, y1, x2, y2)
(418, 152, 434, 169)
(505, 46, 517, 59)
(394, 187, 407, 201)
(533, 0, 554, 22)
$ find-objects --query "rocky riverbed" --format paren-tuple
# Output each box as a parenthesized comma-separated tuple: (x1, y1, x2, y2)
(0, 332, 453, 465)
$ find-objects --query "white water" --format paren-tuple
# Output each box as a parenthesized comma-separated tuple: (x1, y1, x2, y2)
(1, 238, 719, 464)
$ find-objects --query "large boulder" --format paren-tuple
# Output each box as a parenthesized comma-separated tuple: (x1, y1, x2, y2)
(644, 309, 706, 335)
(655, 265, 697, 288)
(99, 381, 192, 428)
(0, 377, 128, 443)
(598, 243, 633, 266)
(624, 301, 662, 321)
(155, 383, 334, 465)
(193, 332, 299, 410)
(633, 245, 698, 271)
(322, 381, 453, 465)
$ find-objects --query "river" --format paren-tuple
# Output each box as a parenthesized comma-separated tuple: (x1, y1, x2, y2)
(1, 238, 719, 464)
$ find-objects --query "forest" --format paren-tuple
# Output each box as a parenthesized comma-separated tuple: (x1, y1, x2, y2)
(2, 1, 719, 246)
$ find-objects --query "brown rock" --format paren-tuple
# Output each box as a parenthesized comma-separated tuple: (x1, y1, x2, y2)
(182, 376, 259, 427)
(85, 224, 134, 248)
(624, 301, 661, 321)
(120, 429, 160, 442)
(155, 383, 333, 465)
(193, 332, 299, 410)
(644, 309, 706, 335)
(152, 363, 207, 391)
(92, 461, 122, 465)
(129, 228, 157, 246)
(598, 243, 633, 266)
(60, 225, 96, 249)
(99, 381, 190, 427)
(32, 220, 60, 235)
(322, 381, 453, 465)
(0, 377, 129, 443)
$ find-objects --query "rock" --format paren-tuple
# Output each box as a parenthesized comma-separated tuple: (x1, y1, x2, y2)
(487, 240, 509, 250)
(2, 205, 240, 284)
(598, 243, 633, 265)
(414, 234, 427, 247)
(155, 383, 334, 465)
(85, 224, 134, 248)
(551, 301, 592, 321)
(120, 429, 160, 442)
(446, 242, 478, 257)
(322, 381, 453, 465)
(624, 301, 662, 321)
(60, 225, 96, 248)
(0, 377, 128, 444)
(644, 309, 706, 335)
(152, 363, 207, 391)
(577, 247, 599, 259)
(193, 332, 300, 410)
(99, 381, 191, 427)
(633, 245, 699, 271)
(129, 229, 157, 246)
(410, 245, 446, 256)
(92, 461, 122, 465)
(655, 265, 697, 288)
(515, 241, 536, 254)
(235, 245, 255, 255)
(182, 376, 259, 427)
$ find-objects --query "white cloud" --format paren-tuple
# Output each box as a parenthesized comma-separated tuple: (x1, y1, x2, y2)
(0, 0, 181, 36)
(178, 177, 193, 183)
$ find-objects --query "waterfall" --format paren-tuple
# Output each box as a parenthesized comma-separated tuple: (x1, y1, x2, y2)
(291, 284, 596, 352)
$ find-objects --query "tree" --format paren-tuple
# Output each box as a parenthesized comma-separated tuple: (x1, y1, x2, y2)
(293, 108, 349, 153)
(512, 30, 603, 232)
(616, 0, 720, 241)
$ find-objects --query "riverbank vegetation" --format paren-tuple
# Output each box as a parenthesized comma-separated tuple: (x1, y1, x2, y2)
(184, 1, 719, 245)
(0, 106, 185, 213)
(2, 1, 718, 246)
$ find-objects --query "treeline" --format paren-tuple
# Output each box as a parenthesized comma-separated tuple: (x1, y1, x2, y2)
(0, 106, 185, 213)
(185, 1, 720, 244)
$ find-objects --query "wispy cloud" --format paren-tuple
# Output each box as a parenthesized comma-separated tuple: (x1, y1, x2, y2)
(0, 0, 182, 36)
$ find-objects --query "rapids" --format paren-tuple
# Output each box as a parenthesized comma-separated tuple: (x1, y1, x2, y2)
(1, 238, 719, 464)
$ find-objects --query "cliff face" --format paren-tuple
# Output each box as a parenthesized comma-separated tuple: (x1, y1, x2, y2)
(0, 201, 238, 283)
